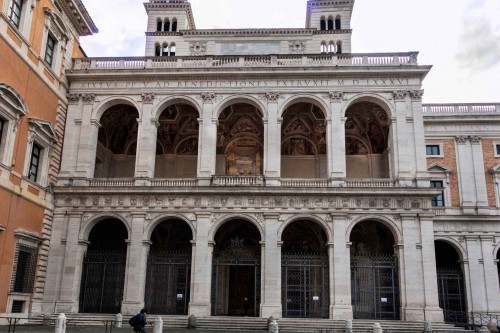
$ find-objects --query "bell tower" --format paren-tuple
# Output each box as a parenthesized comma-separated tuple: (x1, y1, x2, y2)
(306, 0, 354, 53)
(144, 0, 196, 56)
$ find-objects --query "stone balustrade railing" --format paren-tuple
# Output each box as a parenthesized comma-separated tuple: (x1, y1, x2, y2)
(72, 52, 418, 71)
(422, 104, 500, 114)
(88, 178, 135, 187)
(211, 176, 265, 186)
(345, 179, 396, 188)
(280, 178, 329, 188)
(151, 179, 198, 187)
(433, 208, 447, 216)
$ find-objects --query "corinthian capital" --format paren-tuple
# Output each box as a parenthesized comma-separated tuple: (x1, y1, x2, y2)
(259, 92, 281, 103)
(393, 91, 408, 101)
(410, 90, 424, 100)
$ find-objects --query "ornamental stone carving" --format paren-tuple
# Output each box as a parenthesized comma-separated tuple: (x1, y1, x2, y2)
(141, 93, 155, 103)
(289, 41, 306, 54)
(469, 135, 481, 144)
(393, 91, 408, 101)
(199, 92, 220, 103)
(259, 92, 281, 102)
(189, 42, 207, 56)
(66, 93, 80, 103)
(324, 91, 345, 102)
(81, 93, 96, 103)
(455, 136, 468, 144)
(410, 90, 424, 100)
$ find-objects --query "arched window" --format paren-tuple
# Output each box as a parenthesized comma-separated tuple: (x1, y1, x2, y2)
(162, 43, 169, 57)
(320, 42, 327, 54)
(169, 43, 176, 56)
(328, 41, 335, 53)
(156, 18, 162, 32)
(163, 19, 170, 32)
(336, 41, 342, 54)
(320, 17, 326, 31)
(171, 19, 177, 32)
(335, 16, 341, 30)
(327, 16, 334, 30)
(155, 43, 161, 57)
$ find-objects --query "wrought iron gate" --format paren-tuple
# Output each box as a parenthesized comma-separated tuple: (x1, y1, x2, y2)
(351, 254, 400, 320)
(79, 250, 126, 313)
(282, 253, 329, 318)
(145, 250, 192, 315)
(211, 238, 260, 316)
(437, 267, 467, 324)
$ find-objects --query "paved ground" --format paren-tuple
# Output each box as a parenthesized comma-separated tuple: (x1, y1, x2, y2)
(0, 326, 258, 333)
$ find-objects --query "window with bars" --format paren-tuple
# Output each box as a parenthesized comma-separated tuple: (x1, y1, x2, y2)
(426, 144, 441, 156)
(28, 143, 42, 182)
(44, 34, 56, 66)
(11, 300, 25, 313)
(431, 180, 445, 207)
(12, 245, 38, 293)
(7, 0, 24, 28)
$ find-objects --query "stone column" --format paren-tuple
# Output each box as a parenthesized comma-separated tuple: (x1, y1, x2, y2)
(393, 91, 412, 186)
(470, 136, 489, 213)
(134, 95, 158, 180)
(75, 94, 99, 180)
(328, 92, 346, 186)
(122, 213, 149, 315)
(197, 95, 217, 185)
(455, 136, 476, 213)
(262, 93, 281, 186)
(419, 216, 443, 322)
(409, 91, 431, 187)
(59, 98, 82, 180)
(55, 213, 86, 313)
(260, 213, 281, 318)
(400, 214, 424, 321)
(479, 236, 500, 313)
(464, 236, 487, 312)
(331, 214, 352, 319)
(189, 212, 212, 316)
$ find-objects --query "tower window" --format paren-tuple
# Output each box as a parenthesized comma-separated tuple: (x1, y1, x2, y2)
(44, 34, 56, 66)
(172, 19, 177, 32)
(163, 19, 170, 32)
(327, 17, 334, 30)
(8, 0, 24, 28)
(28, 143, 42, 182)
(169, 44, 176, 56)
(155, 44, 161, 56)
(320, 42, 327, 54)
(162, 43, 169, 56)
(336, 41, 342, 54)
(320, 18, 326, 31)
(430, 180, 445, 207)
(335, 16, 341, 30)
(156, 19, 162, 32)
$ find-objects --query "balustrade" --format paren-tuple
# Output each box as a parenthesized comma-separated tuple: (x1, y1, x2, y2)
(280, 178, 329, 188)
(345, 179, 396, 188)
(88, 179, 135, 187)
(211, 175, 264, 186)
(422, 104, 500, 114)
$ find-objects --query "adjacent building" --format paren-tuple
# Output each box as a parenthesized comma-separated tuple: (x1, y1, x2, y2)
(0, 0, 96, 315)
(2, 0, 499, 326)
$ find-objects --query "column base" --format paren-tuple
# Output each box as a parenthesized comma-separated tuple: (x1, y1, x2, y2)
(424, 307, 444, 323)
(121, 301, 144, 316)
(189, 303, 211, 317)
(403, 307, 425, 321)
(331, 305, 353, 320)
(260, 304, 282, 319)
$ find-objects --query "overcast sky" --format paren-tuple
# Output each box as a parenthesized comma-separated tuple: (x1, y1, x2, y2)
(80, 0, 500, 103)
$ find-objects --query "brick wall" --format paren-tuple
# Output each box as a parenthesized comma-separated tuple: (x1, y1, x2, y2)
(482, 139, 500, 207)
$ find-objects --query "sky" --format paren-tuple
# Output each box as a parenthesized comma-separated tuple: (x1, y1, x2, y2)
(79, 0, 500, 103)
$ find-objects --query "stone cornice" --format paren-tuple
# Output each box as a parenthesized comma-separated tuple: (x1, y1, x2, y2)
(57, 0, 98, 36)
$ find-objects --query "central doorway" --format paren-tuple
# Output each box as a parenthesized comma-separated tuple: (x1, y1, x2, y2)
(211, 219, 261, 317)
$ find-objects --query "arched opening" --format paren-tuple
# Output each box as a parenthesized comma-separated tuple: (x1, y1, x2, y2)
(79, 219, 128, 313)
(350, 220, 400, 320)
(211, 219, 261, 317)
(320, 42, 327, 54)
(328, 42, 335, 53)
(281, 220, 329, 318)
(95, 105, 139, 178)
(327, 17, 334, 30)
(169, 43, 176, 56)
(155, 43, 161, 57)
(335, 16, 341, 30)
(154, 103, 199, 178)
(162, 43, 169, 57)
(156, 18, 162, 32)
(171, 19, 177, 32)
(336, 41, 342, 54)
(216, 103, 264, 176)
(320, 17, 326, 31)
(435, 240, 468, 325)
(163, 19, 170, 32)
(145, 219, 193, 315)
(281, 102, 327, 179)
(345, 102, 390, 179)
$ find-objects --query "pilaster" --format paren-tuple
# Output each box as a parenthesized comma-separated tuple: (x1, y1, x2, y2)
(393, 91, 412, 186)
(328, 92, 346, 186)
(410, 90, 431, 187)
(262, 93, 281, 186)
(59, 99, 82, 180)
(75, 96, 99, 179)
(479, 236, 500, 312)
(331, 214, 352, 319)
(197, 96, 217, 185)
(260, 213, 281, 318)
(464, 236, 487, 312)
(470, 137, 489, 212)
(134, 95, 158, 180)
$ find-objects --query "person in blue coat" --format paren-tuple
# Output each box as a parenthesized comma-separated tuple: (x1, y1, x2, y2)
(133, 308, 148, 333)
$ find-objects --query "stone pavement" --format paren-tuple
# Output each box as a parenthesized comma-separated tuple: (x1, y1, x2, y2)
(0, 326, 257, 333)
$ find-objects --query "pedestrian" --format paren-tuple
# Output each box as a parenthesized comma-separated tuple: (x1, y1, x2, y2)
(133, 308, 148, 333)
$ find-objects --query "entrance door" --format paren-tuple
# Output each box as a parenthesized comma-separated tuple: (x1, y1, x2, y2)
(437, 268, 467, 324)
(351, 255, 400, 320)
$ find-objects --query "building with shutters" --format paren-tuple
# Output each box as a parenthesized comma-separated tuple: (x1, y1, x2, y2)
(34, 0, 500, 327)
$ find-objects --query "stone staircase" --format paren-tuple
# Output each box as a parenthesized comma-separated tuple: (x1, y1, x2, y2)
(39, 314, 472, 332)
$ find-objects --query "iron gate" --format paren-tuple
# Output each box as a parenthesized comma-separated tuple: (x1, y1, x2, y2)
(351, 254, 400, 320)
(79, 250, 126, 313)
(437, 267, 467, 324)
(211, 238, 260, 316)
(145, 250, 192, 315)
(281, 253, 329, 318)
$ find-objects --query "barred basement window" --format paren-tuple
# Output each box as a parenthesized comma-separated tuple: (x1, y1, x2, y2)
(44, 34, 56, 66)
(28, 143, 42, 182)
(12, 245, 38, 293)
(8, 0, 24, 28)
(431, 180, 445, 207)
(11, 300, 24, 313)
